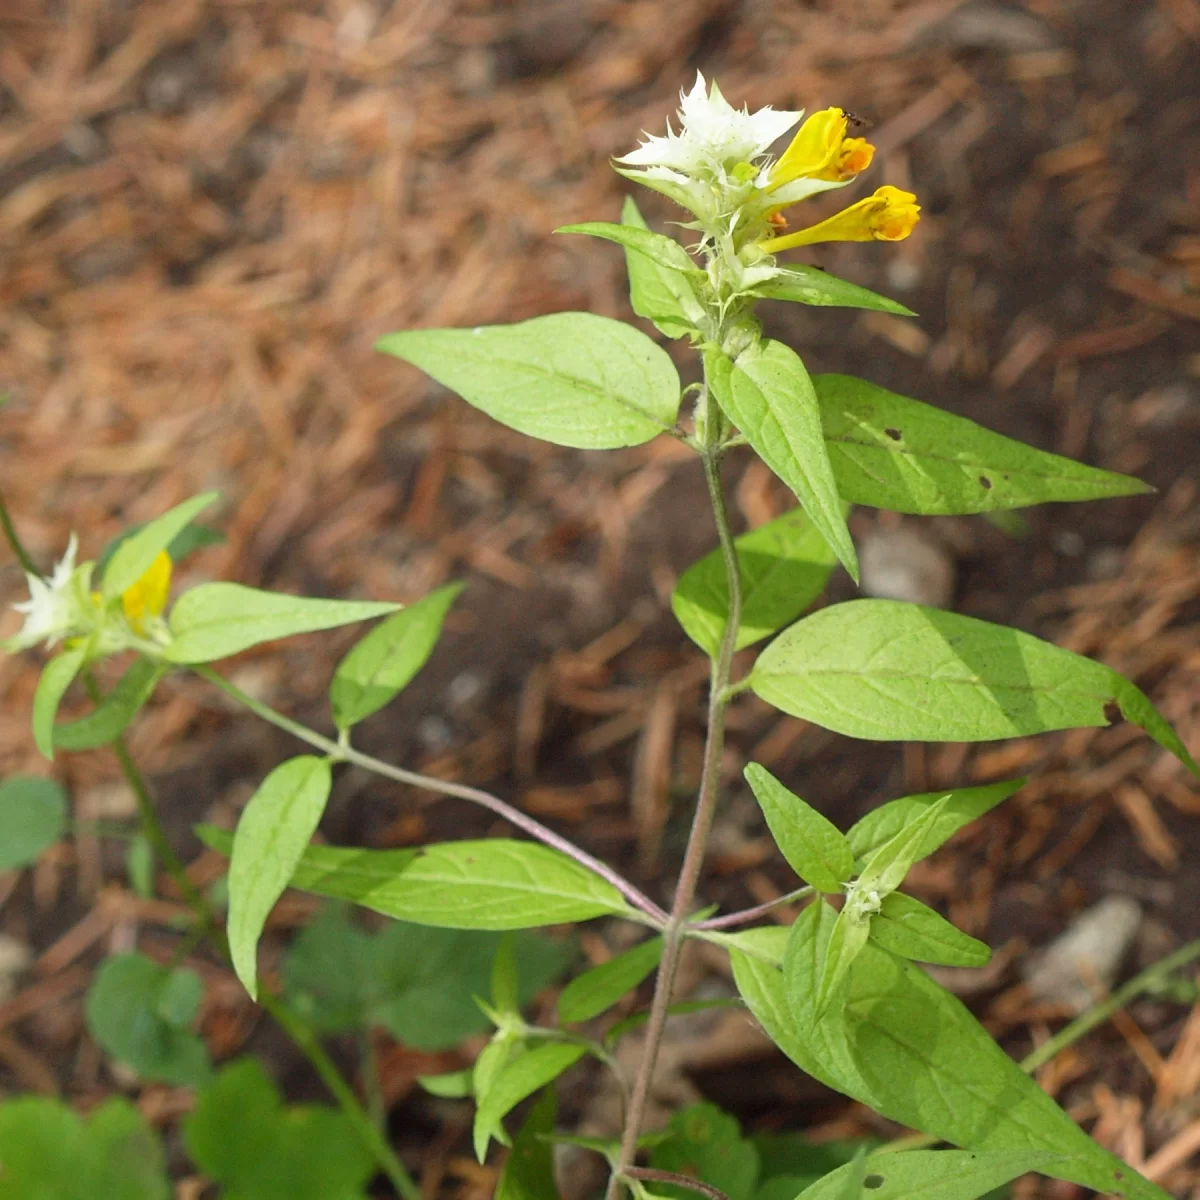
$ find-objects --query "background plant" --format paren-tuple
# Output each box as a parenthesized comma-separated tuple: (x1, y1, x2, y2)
(3, 72, 1199, 1200)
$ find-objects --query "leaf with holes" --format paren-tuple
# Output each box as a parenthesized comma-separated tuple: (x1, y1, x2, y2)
(815, 374, 1150, 515)
(795, 1149, 1064, 1200)
(376, 313, 681, 449)
(750, 600, 1198, 775)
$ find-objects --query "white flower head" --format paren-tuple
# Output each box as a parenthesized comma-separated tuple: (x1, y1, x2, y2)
(6, 534, 85, 652)
(618, 73, 802, 181)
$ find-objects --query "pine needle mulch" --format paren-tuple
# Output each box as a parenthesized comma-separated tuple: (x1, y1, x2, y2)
(1, 0, 1199, 1194)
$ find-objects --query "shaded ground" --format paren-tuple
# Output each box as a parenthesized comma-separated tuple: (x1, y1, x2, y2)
(1, 0, 1199, 1195)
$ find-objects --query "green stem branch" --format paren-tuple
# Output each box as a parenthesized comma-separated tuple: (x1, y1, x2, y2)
(606, 405, 743, 1199)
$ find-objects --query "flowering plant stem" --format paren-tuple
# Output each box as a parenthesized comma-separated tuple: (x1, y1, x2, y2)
(0, 495, 419, 1200)
(607, 380, 745, 1199)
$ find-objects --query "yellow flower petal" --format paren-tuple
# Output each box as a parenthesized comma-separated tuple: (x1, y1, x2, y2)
(121, 551, 172, 632)
(771, 108, 876, 189)
(759, 185, 920, 252)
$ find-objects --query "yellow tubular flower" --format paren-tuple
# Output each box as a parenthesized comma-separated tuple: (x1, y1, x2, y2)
(759, 185, 920, 252)
(771, 107, 876, 188)
(121, 551, 172, 633)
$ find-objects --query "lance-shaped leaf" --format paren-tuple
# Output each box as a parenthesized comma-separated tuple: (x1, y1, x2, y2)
(557, 220, 700, 274)
(229, 756, 333, 998)
(620, 196, 706, 338)
(794, 1149, 1065, 1200)
(558, 936, 664, 1024)
(750, 902, 1173, 1200)
(869, 892, 991, 967)
(330, 582, 462, 730)
(813, 796, 954, 1014)
(672, 507, 838, 657)
(753, 266, 915, 316)
(102, 493, 218, 601)
(815, 374, 1151, 514)
(33, 647, 85, 759)
(496, 1089, 559, 1200)
(707, 342, 858, 581)
(751, 600, 1199, 775)
(0, 776, 67, 871)
(744, 763, 852, 894)
(376, 313, 681, 449)
(53, 658, 167, 751)
(853, 796, 950, 900)
(199, 828, 638, 929)
(165, 583, 398, 664)
(474, 1042, 587, 1161)
(846, 780, 1025, 868)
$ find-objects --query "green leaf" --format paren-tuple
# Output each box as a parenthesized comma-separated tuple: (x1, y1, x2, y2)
(772, 902, 1170, 1200)
(85, 953, 210, 1086)
(845, 780, 1025, 868)
(0, 775, 67, 871)
(869, 893, 991, 967)
(707, 342, 858, 582)
(330, 582, 462, 730)
(814, 906, 872, 1020)
(200, 826, 639, 929)
(752, 1135, 882, 1199)
(376, 313, 681, 449)
(557, 220, 700, 274)
(126, 837, 155, 899)
(98, 520, 223, 577)
(753, 266, 915, 316)
(419, 1068, 474, 1098)
(558, 936, 664, 1023)
(620, 196, 705, 338)
(648, 1102, 761, 1200)
(53, 657, 167, 750)
(751, 600, 1198, 776)
(102, 493, 218, 601)
(815, 375, 1151, 515)
(671, 507, 838, 657)
(165, 584, 398, 664)
(284, 904, 571, 1050)
(497, 1088, 560, 1200)
(474, 1042, 587, 1161)
(0, 1096, 169, 1200)
(795, 1149, 1062, 1200)
(184, 1059, 374, 1200)
(744, 763, 852, 893)
(229, 756, 333, 998)
(33, 646, 85, 759)
(854, 797, 951, 900)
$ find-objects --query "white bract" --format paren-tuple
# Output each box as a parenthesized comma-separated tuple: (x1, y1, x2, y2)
(6, 535, 88, 651)
(618, 73, 801, 182)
